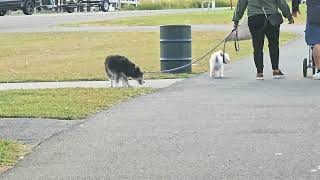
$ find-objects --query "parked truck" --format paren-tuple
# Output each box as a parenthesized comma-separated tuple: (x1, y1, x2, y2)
(41, 0, 120, 13)
(67, 0, 114, 12)
(0, 0, 138, 15)
(0, 0, 41, 16)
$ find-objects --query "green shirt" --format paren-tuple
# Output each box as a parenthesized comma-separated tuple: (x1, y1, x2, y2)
(233, 0, 293, 22)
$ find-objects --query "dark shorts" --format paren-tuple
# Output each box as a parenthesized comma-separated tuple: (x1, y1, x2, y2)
(305, 22, 320, 45)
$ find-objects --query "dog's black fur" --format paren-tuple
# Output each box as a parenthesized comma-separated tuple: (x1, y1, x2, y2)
(105, 55, 144, 87)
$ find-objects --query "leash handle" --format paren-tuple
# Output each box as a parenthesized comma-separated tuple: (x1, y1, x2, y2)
(234, 29, 240, 52)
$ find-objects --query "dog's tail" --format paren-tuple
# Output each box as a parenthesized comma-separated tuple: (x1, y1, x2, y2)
(104, 57, 109, 73)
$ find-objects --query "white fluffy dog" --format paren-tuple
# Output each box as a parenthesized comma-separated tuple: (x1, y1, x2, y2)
(209, 50, 231, 78)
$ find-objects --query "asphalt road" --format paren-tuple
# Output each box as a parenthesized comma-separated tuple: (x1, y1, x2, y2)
(0, 9, 206, 32)
(0, 118, 81, 147)
(0, 14, 306, 33)
(2, 36, 320, 179)
(0, 79, 182, 148)
(0, 8, 305, 33)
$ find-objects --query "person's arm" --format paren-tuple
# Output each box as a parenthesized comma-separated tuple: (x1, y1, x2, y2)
(276, 0, 294, 21)
(232, 0, 248, 27)
(275, 0, 294, 24)
(292, 0, 301, 17)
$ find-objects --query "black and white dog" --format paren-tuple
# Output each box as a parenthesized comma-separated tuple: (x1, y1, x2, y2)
(209, 50, 231, 78)
(105, 55, 145, 88)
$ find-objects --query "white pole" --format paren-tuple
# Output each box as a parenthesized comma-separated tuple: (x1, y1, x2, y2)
(211, 0, 215, 10)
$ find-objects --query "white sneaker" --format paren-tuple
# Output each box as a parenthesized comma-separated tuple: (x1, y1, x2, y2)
(313, 72, 320, 80)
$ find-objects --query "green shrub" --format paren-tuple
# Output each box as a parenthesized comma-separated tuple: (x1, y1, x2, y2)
(215, 0, 236, 7)
(191, 1, 202, 8)
(121, 4, 137, 10)
(121, 0, 236, 10)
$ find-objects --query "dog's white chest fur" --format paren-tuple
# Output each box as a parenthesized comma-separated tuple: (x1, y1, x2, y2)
(209, 50, 230, 78)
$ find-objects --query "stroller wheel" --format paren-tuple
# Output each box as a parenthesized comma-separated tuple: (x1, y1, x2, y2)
(303, 58, 308, 77)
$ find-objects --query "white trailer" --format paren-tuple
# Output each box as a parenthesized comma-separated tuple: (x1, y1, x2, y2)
(39, 0, 133, 13)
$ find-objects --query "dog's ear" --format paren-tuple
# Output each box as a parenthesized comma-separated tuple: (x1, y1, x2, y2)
(135, 66, 144, 75)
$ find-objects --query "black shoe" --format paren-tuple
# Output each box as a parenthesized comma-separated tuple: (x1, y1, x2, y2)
(256, 73, 264, 80)
(273, 70, 286, 79)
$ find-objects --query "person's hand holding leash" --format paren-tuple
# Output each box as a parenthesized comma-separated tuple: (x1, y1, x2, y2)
(289, 17, 295, 24)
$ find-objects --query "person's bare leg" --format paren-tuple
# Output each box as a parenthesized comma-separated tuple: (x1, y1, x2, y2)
(314, 44, 320, 69)
(312, 44, 320, 80)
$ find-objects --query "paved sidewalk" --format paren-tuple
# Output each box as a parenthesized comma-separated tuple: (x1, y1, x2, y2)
(0, 118, 82, 147)
(2, 36, 320, 180)
(0, 79, 183, 90)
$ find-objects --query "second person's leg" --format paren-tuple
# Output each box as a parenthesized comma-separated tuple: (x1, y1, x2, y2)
(265, 22, 285, 78)
(248, 15, 266, 79)
(312, 44, 320, 79)
(265, 23, 280, 71)
(313, 44, 320, 69)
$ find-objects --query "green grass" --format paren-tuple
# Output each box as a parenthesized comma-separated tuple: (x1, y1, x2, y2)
(0, 31, 297, 82)
(121, 0, 236, 10)
(0, 140, 27, 172)
(63, 4, 307, 27)
(61, 10, 234, 27)
(0, 88, 153, 120)
(61, 9, 306, 27)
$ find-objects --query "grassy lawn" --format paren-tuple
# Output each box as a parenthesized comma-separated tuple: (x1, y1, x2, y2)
(62, 4, 307, 27)
(61, 10, 235, 27)
(0, 88, 153, 120)
(0, 140, 28, 173)
(0, 31, 297, 82)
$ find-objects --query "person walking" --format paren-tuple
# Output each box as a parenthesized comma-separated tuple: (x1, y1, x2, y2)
(233, 0, 294, 80)
(292, 0, 320, 80)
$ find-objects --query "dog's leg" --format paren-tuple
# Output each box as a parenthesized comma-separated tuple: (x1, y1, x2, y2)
(220, 65, 224, 78)
(119, 77, 124, 87)
(111, 75, 118, 88)
(120, 77, 126, 87)
(109, 76, 116, 88)
(106, 70, 114, 88)
(209, 67, 213, 78)
(115, 75, 120, 88)
(216, 70, 221, 78)
(110, 77, 114, 88)
(209, 63, 214, 78)
(122, 77, 131, 88)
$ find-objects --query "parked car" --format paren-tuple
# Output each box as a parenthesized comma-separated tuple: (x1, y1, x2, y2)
(0, 0, 41, 16)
